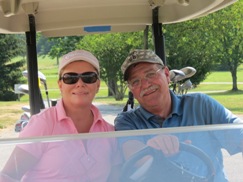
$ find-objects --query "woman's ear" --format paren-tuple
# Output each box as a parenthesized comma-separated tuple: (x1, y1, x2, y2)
(58, 80, 62, 92)
(96, 79, 100, 93)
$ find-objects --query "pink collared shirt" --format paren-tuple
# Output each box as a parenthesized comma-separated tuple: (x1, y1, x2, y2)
(18, 100, 121, 182)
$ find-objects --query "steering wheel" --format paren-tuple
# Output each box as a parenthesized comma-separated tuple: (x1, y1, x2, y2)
(120, 143, 215, 182)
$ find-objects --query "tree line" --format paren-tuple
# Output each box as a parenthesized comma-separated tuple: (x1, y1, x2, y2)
(0, 0, 242, 101)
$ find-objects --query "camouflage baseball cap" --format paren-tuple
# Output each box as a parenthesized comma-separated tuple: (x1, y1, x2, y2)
(121, 49, 164, 81)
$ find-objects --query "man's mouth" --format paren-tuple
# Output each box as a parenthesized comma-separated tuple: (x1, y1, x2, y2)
(140, 85, 158, 97)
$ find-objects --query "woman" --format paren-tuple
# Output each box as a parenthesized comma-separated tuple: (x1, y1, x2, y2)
(1, 50, 121, 182)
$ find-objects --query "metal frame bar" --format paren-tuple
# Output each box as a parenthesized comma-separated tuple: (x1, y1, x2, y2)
(152, 7, 166, 65)
(25, 14, 44, 115)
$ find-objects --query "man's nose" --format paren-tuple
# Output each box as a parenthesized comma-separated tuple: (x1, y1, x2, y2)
(140, 77, 151, 86)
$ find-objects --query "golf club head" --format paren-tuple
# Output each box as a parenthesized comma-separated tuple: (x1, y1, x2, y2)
(21, 105, 30, 112)
(182, 79, 193, 89)
(17, 84, 29, 94)
(169, 69, 186, 83)
(20, 112, 31, 121)
(180, 67, 196, 79)
(22, 70, 50, 108)
(22, 70, 46, 84)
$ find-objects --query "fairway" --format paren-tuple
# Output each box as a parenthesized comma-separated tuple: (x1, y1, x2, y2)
(18, 56, 243, 110)
(1, 56, 242, 129)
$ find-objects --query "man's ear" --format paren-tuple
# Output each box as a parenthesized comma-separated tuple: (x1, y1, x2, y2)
(164, 67, 170, 83)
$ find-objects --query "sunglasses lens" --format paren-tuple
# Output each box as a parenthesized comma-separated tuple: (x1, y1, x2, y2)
(81, 72, 98, 83)
(61, 72, 98, 84)
(62, 73, 79, 84)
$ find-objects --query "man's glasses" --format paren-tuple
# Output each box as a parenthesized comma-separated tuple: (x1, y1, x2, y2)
(60, 72, 98, 84)
(128, 67, 164, 89)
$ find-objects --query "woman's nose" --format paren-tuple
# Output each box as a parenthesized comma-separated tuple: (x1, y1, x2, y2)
(76, 78, 85, 86)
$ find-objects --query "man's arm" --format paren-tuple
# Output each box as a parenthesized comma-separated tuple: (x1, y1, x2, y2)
(241, 140, 243, 157)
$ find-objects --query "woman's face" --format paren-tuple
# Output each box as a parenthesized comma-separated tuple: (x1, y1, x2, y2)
(58, 61, 100, 108)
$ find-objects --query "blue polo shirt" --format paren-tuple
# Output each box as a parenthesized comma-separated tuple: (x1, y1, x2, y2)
(114, 91, 243, 182)
(115, 91, 242, 130)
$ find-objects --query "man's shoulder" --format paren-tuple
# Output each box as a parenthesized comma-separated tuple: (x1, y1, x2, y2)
(173, 92, 216, 110)
(182, 92, 207, 97)
(115, 107, 142, 120)
(180, 92, 211, 101)
(126, 106, 143, 114)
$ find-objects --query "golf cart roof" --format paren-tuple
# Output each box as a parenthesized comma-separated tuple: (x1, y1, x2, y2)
(0, 0, 237, 37)
(0, 0, 238, 115)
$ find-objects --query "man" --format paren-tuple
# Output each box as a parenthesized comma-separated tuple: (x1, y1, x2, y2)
(114, 49, 243, 182)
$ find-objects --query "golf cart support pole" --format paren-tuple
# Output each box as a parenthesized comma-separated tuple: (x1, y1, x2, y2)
(25, 14, 44, 115)
(124, 6, 166, 112)
(152, 7, 166, 65)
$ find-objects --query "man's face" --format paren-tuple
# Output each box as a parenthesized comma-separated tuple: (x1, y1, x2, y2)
(127, 62, 170, 111)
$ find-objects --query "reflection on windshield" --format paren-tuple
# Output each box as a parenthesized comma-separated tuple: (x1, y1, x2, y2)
(0, 125, 242, 182)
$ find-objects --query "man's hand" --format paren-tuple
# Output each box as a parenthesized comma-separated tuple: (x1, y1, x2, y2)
(122, 135, 191, 159)
(147, 135, 185, 156)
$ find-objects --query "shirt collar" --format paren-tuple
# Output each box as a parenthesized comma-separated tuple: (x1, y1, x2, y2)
(170, 90, 183, 116)
(139, 106, 155, 120)
(56, 99, 103, 124)
(56, 99, 67, 121)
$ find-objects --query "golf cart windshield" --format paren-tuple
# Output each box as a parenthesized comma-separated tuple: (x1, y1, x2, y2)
(0, 0, 242, 182)
(0, 124, 242, 181)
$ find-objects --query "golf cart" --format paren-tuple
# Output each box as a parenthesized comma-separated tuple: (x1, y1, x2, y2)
(0, 0, 242, 181)
(14, 70, 51, 132)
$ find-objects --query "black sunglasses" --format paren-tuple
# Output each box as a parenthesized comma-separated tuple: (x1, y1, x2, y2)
(60, 72, 98, 84)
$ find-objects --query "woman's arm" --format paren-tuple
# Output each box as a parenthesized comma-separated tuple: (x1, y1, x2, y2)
(1, 146, 39, 181)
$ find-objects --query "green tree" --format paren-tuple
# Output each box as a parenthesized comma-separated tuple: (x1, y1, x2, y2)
(164, 1, 243, 91)
(47, 36, 83, 65)
(0, 34, 25, 101)
(161, 0, 243, 90)
(209, 0, 243, 91)
(37, 33, 55, 56)
(16, 34, 27, 59)
(164, 18, 217, 86)
(78, 32, 147, 100)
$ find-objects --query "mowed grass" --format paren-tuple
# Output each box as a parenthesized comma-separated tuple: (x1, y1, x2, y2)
(191, 64, 243, 114)
(193, 64, 243, 91)
(0, 56, 242, 129)
(0, 101, 27, 129)
(205, 64, 243, 82)
(207, 91, 243, 113)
